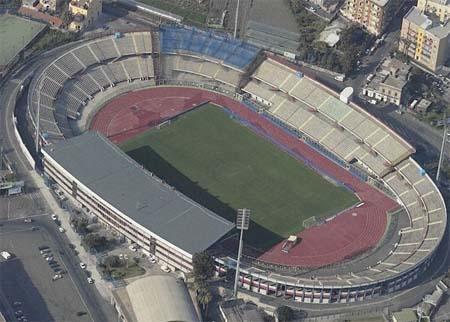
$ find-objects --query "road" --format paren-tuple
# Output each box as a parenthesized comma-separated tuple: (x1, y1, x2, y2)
(0, 10, 449, 319)
(0, 61, 116, 322)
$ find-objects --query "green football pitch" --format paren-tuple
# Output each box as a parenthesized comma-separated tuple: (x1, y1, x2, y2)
(0, 15, 45, 66)
(120, 104, 358, 249)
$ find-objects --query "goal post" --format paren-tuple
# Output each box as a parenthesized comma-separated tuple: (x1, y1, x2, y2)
(156, 119, 171, 129)
(303, 216, 317, 229)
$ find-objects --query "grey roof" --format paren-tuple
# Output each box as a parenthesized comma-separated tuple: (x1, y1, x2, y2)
(244, 20, 300, 53)
(127, 275, 199, 322)
(405, 7, 450, 39)
(44, 131, 234, 254)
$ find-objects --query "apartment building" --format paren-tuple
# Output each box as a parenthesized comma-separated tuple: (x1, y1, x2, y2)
(68, 0, 102, 31)
(417, 0, 450, 22)
(399, 6, 450, 72)
(340, 0, 400, 35)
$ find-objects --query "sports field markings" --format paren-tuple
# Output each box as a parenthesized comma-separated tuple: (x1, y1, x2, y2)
(120, 103, 358, 249)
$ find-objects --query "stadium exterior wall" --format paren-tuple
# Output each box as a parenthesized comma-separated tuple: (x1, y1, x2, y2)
(37, 80, 445, 304)
(215, 253, 435, 304)
(41, 149, 195, 273)
(23, 26, 446, 304)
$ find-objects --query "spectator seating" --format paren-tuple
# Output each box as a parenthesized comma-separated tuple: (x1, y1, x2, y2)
(167, 54, 243, 89)
(244, 58, 416, 177)
(30, 32, 155, 141)
(160, 25, 260, 70)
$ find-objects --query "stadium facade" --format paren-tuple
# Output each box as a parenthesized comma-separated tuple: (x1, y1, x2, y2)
(23, 27, 447, 304)
(42, 132, 233, 272)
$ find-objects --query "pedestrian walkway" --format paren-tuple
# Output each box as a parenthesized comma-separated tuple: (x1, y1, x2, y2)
(29, 170, 113, 300)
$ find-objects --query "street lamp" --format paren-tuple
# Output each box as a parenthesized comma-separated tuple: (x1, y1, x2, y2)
(233, 208, 250, 297)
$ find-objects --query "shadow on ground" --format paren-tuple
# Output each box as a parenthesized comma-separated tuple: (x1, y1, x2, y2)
(126, 145, 283, 249)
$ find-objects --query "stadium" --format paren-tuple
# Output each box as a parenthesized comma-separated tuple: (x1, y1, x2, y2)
(23, 26, 447, 304)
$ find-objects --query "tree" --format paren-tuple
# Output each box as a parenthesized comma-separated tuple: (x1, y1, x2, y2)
(104, 255, 122, 269)
(71, 216, 89, 234)
(197, 286, 212, 315)
(82, 233, 108, 251)
(192, 252, 215, 281)
(275, 306, 294, 322)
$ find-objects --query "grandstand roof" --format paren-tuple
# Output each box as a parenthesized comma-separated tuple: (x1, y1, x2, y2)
(43, 131, 234, 255)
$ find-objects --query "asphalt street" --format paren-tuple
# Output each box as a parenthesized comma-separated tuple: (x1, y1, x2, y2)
(0, 60, 116, 321)
(0, 9, 449, 319)
(0, 221, 91, 322)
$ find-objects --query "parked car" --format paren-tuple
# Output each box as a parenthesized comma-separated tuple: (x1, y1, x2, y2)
(58, 227, 65, 233)
(23, 218, 32, 223)
(51, 214, 58, 221)
(80, 262, 87, 269)
(148, 254, 157, 264)
(160, 265, 171, 273)
(1, 251, 12, 260)
(128, 244, 138, 252)
(52, 274, 62, 281)
(87, 277, 94, 284)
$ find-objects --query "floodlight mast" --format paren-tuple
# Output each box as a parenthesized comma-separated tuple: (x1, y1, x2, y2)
(233, 208, 250, 298)
(233, 0, 240, 38)
(436, 114, 448, 182)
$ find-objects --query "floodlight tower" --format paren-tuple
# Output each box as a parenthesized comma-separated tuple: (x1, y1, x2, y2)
(233, 208, 250, 298)
(436, 114, 448, 182)
(233, 0, 240, 38)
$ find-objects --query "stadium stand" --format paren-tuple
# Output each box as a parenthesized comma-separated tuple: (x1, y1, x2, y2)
(171, 55, 242, 88)
(27, 29, 446, 305)
(159, 25, 260, 71)
(28, 32, 154, 141)
(234, 56, 446, 302)
(243, 58, 414, 177)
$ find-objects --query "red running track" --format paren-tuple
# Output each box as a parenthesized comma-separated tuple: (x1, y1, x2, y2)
(90, 87, 399, 268)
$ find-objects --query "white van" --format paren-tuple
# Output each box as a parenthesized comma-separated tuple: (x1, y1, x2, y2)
(1, 251, 12, 260)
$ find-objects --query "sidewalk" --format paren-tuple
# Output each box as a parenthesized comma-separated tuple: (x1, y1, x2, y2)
(29, 170, 113, 300)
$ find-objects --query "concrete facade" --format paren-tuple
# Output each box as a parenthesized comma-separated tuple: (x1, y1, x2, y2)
(399, 6, 450, 72)
(340, 0, 400, 35)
